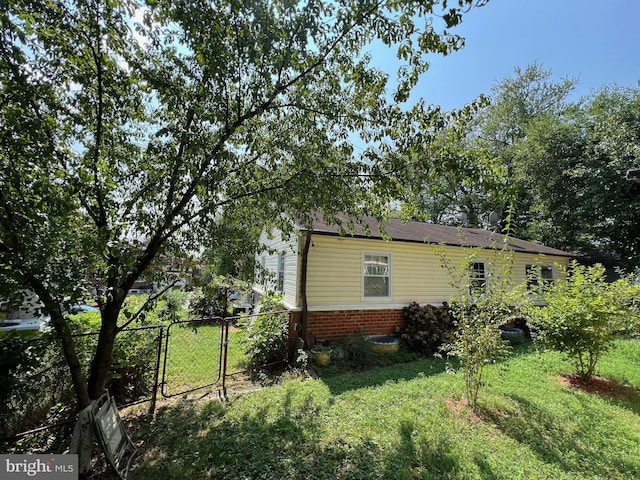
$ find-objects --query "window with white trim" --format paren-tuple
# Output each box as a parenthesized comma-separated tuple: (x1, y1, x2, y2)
(276, 254, 285, 292)
(363, 254, 391, 298)
(526, 264, 554, 293)
(469, 261, 487, 294)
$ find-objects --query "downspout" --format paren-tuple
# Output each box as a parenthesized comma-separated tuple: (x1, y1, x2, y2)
(300, 232, 312, 342)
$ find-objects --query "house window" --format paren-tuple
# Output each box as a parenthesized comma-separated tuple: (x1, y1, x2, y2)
(277, 254, 285, 292)
(363, 254, 391, 298)
(469, 261, 487, 294)
(526, 265, 554, 293)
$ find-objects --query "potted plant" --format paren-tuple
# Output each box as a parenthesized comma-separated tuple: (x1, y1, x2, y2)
(311, 344, 332, 366)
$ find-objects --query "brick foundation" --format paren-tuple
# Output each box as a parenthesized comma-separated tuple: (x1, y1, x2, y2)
(304, 309, 406, 342)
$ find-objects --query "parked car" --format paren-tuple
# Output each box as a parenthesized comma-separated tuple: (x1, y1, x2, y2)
(68, 304, 99, 315)
(0, 315, 50, 332)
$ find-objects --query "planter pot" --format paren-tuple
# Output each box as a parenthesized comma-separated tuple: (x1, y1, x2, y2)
(366, 335, 400, 354)
(312, 349, 332, 366)
(500, 327, 524, 339)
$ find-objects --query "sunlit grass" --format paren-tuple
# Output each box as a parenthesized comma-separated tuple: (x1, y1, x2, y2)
(162, 322, 248, 396)
(131, 339, 640, 480)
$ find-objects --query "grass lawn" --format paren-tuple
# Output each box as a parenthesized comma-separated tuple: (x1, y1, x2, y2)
(162, 322, 248, 396)
(128, 339, 640, 480)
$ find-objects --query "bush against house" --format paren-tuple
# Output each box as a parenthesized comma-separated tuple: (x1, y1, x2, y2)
(397, 302, 456, 355)
(240, 294, 289, 367)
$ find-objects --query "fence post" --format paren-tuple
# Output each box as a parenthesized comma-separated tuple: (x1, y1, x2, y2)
(220, 318, 230, 399)
(287, 311, 300, 362)
(149, 326, 163, 416)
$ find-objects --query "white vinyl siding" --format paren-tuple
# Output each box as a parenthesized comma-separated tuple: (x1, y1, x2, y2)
(255, 229, 299, 308)
(277, 254, 285, 292)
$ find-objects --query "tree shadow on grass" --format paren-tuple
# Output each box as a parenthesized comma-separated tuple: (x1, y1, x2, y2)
(380, 419, 461, 480)
(128, 390, 385, 480)
(321, 356, 451, 396)
(558, 374, 640, 416)
(479, 394, 640, 479)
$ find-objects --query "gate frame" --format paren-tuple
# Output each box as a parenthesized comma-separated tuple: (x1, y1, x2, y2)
(160, 316, 225, 399)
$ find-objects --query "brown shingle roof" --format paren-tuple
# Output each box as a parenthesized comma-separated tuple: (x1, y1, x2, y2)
(309, 213, 574, 257)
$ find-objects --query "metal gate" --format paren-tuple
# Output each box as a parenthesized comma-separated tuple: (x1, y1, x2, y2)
(161, 317, 225, 398)
(160, 311, 290, 399)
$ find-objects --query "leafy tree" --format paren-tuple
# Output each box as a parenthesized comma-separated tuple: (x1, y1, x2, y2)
(436, 244, 527, 412)
(515, 87, 640, 267)
(526, 261, 640, 384)
(406, 63, 577, 228)
(0, 0, 489, 408)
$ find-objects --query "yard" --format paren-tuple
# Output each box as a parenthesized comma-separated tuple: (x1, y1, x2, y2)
(124, 338, 640, 480)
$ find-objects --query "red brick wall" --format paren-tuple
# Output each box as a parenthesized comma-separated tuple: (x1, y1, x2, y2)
(305, 309, 405, 341)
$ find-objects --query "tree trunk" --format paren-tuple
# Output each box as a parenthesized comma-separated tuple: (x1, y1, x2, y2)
(49, 309, 91, 409)
(86, 304, 120, 400)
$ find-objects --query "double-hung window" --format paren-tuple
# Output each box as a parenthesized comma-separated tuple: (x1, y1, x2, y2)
(469, 261, 487, 294)
(363, 254, 391, 298)
(526, 264, 554, 293)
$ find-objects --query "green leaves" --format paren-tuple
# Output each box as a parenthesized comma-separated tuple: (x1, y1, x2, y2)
(526, 261, 640, 383)
(1, 0, 488, 404)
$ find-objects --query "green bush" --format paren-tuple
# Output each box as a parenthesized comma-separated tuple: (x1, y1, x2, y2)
(188, 287, 225, 319)
(526, 261, 640, 384)
(396, 302, 456, 354)
(157, 289, 187, 324)
(240, 294, 288, 367)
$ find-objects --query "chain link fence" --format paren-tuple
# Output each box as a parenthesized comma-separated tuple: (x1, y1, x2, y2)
(1, 310, 292, 451)
(0, 325, 162, 452)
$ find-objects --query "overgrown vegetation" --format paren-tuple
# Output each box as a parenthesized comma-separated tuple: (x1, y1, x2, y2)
(397, 301, 456, 354)
(0, 296, 166, 445)
(239, 294, 289, 367)
(526, 261, 640, 384)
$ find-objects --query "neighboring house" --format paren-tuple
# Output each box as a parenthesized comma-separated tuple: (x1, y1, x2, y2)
(254, 213, 574, 342)
(0, 290, 50, 332)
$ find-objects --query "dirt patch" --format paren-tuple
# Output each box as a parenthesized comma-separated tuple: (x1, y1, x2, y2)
(444, 397, 482, 423)
(557, 375, 640, 402)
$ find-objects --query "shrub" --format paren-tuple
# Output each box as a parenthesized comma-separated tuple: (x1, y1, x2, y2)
(526, 261, 640, 384)
(157, 289, 187, 324)
(240, 294, 288, 367)
(435, 245, 527, 412)
(442, 299, 513, 411)
(396, 302, 456, 354)
(188, 287, 225, 319)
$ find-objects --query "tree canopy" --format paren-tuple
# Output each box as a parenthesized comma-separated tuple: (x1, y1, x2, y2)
(0, 0, 490, 406)
(411, 63, 640, 269)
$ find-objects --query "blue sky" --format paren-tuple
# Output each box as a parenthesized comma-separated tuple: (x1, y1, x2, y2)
(372, 0, 640, 111)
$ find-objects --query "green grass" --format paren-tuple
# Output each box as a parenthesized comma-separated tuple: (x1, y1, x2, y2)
(162, 323, 248, 396)
(130, 339, 640, 480)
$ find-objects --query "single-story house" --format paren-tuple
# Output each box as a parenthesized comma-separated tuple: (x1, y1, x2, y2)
(254, 213, 574, 342)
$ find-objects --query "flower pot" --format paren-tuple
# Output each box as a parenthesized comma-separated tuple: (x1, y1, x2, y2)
(312, 349, 332, 366)
(366, 335, 400, 354)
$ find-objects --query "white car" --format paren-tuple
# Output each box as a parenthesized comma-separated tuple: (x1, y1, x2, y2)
(0, 315, 50, 332)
